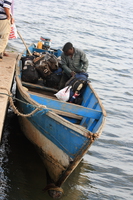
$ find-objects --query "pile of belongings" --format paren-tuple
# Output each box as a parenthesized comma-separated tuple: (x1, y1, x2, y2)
(55, 72, 89, 105)
(21, 52, 62, 88)
(21, 52, 89, 105)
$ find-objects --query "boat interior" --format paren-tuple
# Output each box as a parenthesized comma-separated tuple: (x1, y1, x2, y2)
(21, 80, 103, 132)
(19, 45, 103, 132)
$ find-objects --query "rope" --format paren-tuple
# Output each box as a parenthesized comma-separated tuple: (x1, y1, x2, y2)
(0, 87, 48, 117)
(0, 88, 99, 140)
(89, 132, 99, 141)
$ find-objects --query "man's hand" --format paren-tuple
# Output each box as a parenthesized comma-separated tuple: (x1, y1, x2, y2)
(10, 17, 14, 24)
(4, 7, 14, 24)
(71, 71, 76, 77)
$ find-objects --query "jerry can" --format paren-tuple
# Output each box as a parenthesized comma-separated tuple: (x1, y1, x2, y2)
(37, 41, 43, 49)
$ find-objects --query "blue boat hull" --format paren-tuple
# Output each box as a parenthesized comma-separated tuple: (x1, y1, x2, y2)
(15, 44, 106, 189)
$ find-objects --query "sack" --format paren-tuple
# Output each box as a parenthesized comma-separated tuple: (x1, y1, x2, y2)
(21, 65, 39, 83)
(45, 73, 62, 88)
(75, 72, 88, 81)
(53, 67, 62, 75)
(54, 86, 71, 102)
(9, 23, 17, 40)
(35, 61, 52, 79)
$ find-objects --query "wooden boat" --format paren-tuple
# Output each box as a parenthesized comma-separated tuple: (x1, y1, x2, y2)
(15, 43, 106, 198)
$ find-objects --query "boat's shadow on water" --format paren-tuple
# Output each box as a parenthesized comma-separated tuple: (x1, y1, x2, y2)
(1, 110, 94, 200)
(1, 111, 48, 200)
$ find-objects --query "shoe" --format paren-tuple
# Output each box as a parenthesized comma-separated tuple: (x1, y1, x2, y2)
(3, 52, 9, 57)
(0, 53, 3, 61)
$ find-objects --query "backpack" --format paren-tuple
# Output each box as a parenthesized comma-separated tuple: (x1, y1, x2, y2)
(65, 72, 88, 104)
(21, 55, 34, 67)
(42, 52, 59, 71)
(45, 73, 62, 88)
(35, 61, 52, 79)
(34, 52, 59, 79)
(44, 67, 62, 88)
(21, 65, 39, 83)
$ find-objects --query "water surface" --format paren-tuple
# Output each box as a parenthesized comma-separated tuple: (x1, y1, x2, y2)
(1, 0, 133, 199)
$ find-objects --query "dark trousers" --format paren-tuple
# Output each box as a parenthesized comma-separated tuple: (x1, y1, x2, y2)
(59, 73, 70, 90)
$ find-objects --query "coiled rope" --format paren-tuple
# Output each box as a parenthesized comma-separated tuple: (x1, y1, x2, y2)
(0, 87, 48, 117)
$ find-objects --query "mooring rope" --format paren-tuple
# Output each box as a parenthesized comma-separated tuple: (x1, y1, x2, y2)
(0, 87, 48, 117)
(0, 87, 99, 142)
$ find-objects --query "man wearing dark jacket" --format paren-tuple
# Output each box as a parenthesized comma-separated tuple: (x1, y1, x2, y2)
(59, 42, 89, 89)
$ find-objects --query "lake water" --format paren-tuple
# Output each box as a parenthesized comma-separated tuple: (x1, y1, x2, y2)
(1, 0, 133, 199)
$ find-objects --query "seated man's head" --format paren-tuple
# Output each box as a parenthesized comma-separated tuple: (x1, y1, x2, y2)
(62, 42, 74, 56)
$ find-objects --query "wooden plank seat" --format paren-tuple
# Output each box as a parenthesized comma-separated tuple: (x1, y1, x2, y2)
(28, 90, 102, 120)
(22, 81, 58, 93)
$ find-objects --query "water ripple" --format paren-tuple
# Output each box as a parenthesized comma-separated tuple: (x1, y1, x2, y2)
(2, 0, 132, 199)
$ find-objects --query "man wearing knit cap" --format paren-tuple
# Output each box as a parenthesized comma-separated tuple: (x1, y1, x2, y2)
(59, 42, 89, 89)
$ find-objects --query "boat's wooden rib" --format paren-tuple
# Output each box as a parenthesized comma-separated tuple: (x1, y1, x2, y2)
(46, 108, 82, 120)
(22, 81, 58, 93)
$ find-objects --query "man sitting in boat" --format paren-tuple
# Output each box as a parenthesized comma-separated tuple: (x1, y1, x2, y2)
(59, 42, 89, 89)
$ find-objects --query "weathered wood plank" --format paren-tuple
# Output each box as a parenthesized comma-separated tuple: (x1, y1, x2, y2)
(0, 52, 18, 141)
(48, 108, 82, 120)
